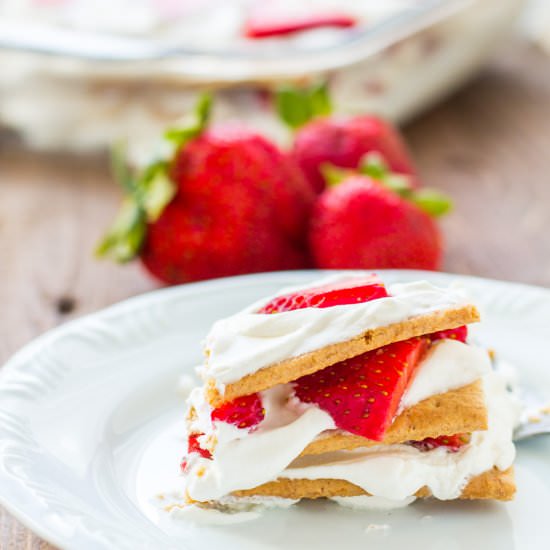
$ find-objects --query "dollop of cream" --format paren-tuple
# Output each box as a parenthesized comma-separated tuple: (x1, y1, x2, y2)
(203, 278, 471, 385)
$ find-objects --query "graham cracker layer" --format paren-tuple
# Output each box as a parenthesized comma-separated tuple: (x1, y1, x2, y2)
(206, 305, 480, 407)
(301, 380, 487, 455)
(232, 466, 515, 501)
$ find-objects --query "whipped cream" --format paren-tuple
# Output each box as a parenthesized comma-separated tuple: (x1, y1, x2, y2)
(186, 389, 335, 501)
(281, 372, 516, 501)
(331, 495, 416, 510)
(400, 339, 491, 411)
(203, 278, 472, 385)
(184, 340, 494, 502)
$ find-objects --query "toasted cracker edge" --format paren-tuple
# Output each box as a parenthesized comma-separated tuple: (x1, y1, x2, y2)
(231, 466, 515, 501)
(301, 380, 487, 455)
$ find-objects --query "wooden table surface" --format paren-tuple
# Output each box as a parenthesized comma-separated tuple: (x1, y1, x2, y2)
(1, 41, 550, 549)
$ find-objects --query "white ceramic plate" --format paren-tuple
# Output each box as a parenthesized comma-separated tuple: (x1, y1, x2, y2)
(1, 270, 549, 550)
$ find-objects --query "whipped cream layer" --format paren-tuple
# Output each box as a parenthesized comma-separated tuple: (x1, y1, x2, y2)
(400, 339, 491, 411)
(203, 278, 472, 385)
(281, 373, 516, 501)
(184, 340, 494, 502)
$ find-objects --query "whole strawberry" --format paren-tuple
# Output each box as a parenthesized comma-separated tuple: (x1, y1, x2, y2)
(276, 83, 416, 193)
(309, 160, 450, 270)
(97, 95, 314, 284)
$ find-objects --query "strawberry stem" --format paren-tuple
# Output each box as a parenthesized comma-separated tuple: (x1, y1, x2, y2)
(97, 93, 213, 262)
(164, 93, 212, 147)
(359, 152, 452, 218)
(359, 152, 389, 181)
(275, 80, 332, 130)
(321, 162, 352, 187)
(408, 188, 452, 217)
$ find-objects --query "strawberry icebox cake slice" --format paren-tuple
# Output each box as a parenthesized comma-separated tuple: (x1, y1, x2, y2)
(180, 274, 517, 513)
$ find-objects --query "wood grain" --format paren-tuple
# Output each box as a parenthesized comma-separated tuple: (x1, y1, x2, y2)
(1, 42, 550, 548)
(404, 44, 550, 286)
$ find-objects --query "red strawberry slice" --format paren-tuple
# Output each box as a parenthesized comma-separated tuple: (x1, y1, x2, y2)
(294, 337, 429, 441)
(410, 433, 470, 453)
(430, 325, 468, 343)
(187, 433, 212, 459)
(258, 275, 388, 314)
(211, 393, 265, 430)
(245, 13, 356, 39)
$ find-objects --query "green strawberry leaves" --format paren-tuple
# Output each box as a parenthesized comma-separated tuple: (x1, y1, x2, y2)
(319, 152, 452, 218)
(408, 188, 453, 217)
(275, 80, 332, 130)
(95, 146, 175, 262)
(96, 93, 212, 262)
(165, 93, 212, 147)
(95, 197, 147, 262)
(320, 163, 351, 188)
(139, 161, 175, 222)
(359, 153, 452, 218)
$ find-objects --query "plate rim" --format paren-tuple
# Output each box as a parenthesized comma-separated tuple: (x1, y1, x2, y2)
(1, 268, 550, 549)
(3, 268, 549, 377)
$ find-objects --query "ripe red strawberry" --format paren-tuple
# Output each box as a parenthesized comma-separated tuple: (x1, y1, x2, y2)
(309, 175, 443, 270)
(292, 116, 416, 194)
(187, 433, 212, 459)
(97, 95, 315, 284)
(170, 123, 313, 246)
(211, 393, 265, 430)
(430, 326, 468, 343)
(275, 82, 416, 194)
(294, 337, 429, 441)
(140, 170, 309, 284)
(244, 12, 356, 39)
(258, 275, 388, 314)
(410, 433, 470, 452)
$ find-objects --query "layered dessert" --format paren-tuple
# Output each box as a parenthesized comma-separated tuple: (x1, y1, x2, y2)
(180, 275, 516, 511)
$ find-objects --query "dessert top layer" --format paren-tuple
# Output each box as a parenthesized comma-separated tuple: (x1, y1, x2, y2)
(203, 276, 474, 385)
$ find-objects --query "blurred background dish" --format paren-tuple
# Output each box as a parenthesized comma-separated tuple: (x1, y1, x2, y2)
(0, 0, 523, 163)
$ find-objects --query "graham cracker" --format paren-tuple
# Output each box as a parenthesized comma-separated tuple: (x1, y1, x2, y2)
(206, 305, 480, 407)
(232, 466, 515, 501)
(301, 380, 487, 455)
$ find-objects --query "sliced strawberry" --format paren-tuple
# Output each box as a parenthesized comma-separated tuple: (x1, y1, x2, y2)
(294, 337, 429, 441)
(187, 433, 212, 459)
(245, 13, 356, 39)
(410, 433, 470, 453)
(211, 393, 265, 430)
(258, 275, 388, 314)
(430, 325, 468, 343)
